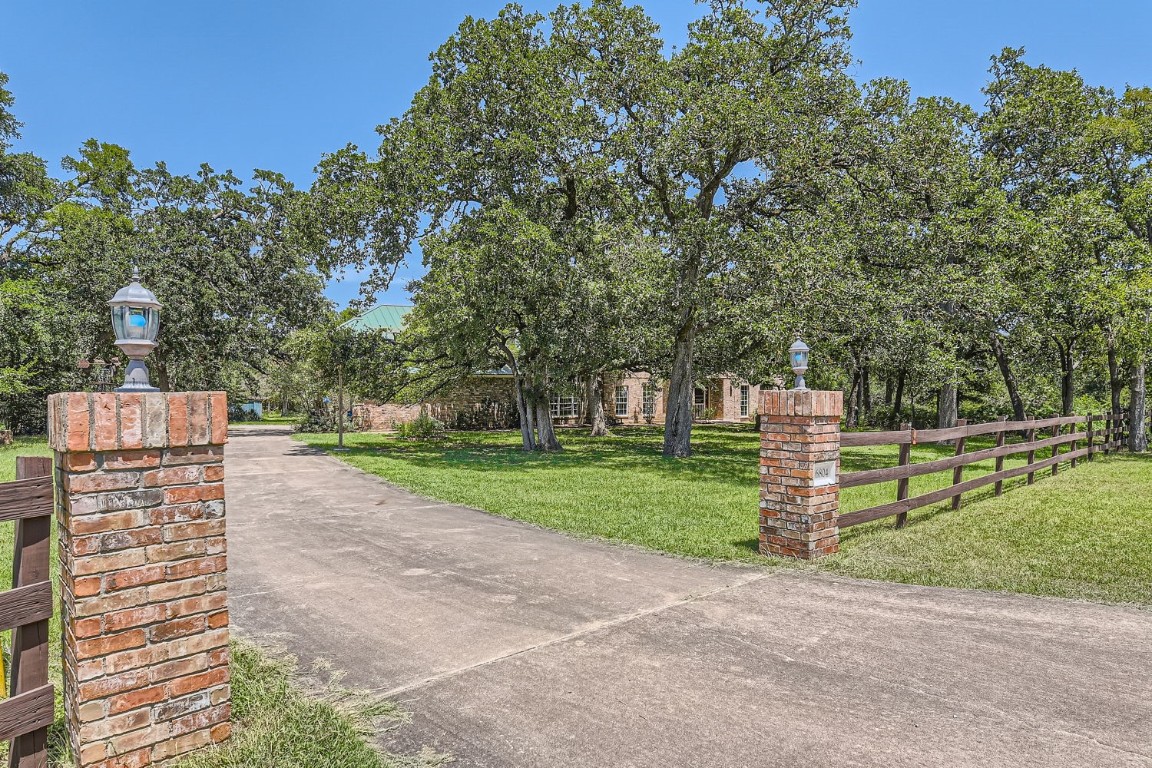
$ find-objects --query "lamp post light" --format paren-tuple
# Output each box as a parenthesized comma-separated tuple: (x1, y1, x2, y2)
(789, 338, 810, 391)
(109, 269, 162, 392)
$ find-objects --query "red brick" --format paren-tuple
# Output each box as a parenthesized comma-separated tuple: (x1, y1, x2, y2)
(151, 615, 206, 642)
(73, 549, 147, 576)
(66, 392, 92, 452)
(71, 510, 146, 535)
(168, 394, 189, 447)
(73, 616, 103, 639)
(119, 392, 143, 450)
(103, 605, 166, 633)
(93, 747, 151, 768)
(207, 610, 229, 629)
(210, 721, 232, 743)
(189, 392, 210, 445)
(104, 450, 162, 470)
(104, 564, 165, 592)
(165, 555, 226, 581)
(149, 503, 204, 525)
(167, 702, 229, 736)
(66, 470, 141, 494)
(76, 629, 147, 660)
(99, 527, 164, 553)
(164, 446, 223, 465)
(105, 646, 169, 676)
(78, 668, 151, 699)
(165, 519, 225, 542)
(66, 451, 98, 472)
(107, 683, 168, 715)
(143, 466, 202, 488)
(203, 464, 225, 482)
(149, 577, 207, 602)
(146, 540, 206, 563)
(210, 392, 228, 445)
(164, 483, 224, 505)
(169, 667, 229, 697)
(150, 655, 208, 684)
(153, 728, 214, 761)
(92, 392, 119, 451)
(167, 592, 228, 619)
(208, 647, 229, 668)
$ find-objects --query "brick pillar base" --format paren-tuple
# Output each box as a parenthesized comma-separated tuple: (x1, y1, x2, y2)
(48, 392, 231, 768)
(758, 390, 842, 559)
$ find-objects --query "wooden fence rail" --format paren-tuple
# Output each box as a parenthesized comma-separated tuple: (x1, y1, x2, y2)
(838, 413, 1129, 530)
(2, 457, 54, 768)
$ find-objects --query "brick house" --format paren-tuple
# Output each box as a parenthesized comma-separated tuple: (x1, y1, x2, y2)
(345, 305, 761, 430)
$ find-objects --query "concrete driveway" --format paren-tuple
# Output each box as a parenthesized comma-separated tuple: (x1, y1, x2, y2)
(224, 426, 1152, 768)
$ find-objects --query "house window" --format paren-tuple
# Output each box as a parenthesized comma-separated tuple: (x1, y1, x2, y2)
(642, 383, 656, 418)
(550, 394, 580, 418)
(740, 384, 750, 417)
(614, 386, 629, 417)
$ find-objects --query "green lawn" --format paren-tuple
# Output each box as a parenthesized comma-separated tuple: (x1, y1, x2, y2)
(300, 425, 1152, 605)
(0, 438, 430, 768)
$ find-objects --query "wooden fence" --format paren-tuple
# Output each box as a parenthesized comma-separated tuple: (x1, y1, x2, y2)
(838, 413, 1129, 529)
(1, 457, 54, 768)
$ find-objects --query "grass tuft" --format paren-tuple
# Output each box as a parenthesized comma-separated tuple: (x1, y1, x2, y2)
(177, 641, 450, 768)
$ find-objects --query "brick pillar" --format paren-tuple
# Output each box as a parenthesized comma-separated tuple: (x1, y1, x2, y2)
(48, 392, 231, 768)
(758, 390, 843, 559)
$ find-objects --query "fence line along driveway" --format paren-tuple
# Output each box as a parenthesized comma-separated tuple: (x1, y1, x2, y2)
(224, 425, 1152, 768)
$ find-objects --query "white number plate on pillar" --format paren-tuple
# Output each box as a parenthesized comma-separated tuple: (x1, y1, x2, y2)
(813, 461, 837, 487)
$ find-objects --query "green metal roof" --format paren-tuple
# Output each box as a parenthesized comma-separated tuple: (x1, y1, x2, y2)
(341, 304, 411, 333)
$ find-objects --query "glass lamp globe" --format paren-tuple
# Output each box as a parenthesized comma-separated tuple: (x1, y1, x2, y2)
(108, 269, 162, 392)
(789, 338, 810, 391)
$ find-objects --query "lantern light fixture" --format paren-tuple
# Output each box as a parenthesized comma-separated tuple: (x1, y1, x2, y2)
(789, 338, 810, 391)
(108, 268, 161, 392)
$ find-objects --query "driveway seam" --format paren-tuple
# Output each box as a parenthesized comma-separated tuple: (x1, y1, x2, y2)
(378, 570, 770, 699)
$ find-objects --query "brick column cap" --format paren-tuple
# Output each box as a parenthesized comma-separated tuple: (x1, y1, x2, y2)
(759, 389, 843, 419)
(48, 392, 228, 453)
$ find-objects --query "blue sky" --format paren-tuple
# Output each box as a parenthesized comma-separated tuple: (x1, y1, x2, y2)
(4, 1, 1150, 308)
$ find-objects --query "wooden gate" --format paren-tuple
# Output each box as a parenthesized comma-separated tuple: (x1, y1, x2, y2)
(1, 457, 54, 768)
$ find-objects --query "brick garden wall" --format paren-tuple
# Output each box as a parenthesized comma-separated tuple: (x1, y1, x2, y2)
(49, 392, 231, 768)
(356, 376, 518, 431)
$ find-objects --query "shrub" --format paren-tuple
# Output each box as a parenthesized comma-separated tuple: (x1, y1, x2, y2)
(393, 411, 445, 439)
(297, 410, 358, 434)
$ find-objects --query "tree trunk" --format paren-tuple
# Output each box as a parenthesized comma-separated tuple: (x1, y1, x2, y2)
(586, 373, 609, 437)
(892, 370, 906, 427)
(1129, 357, 1147, 452)
(1108, 339, 1123, 419)
(845, 367, 861, 428)
(991, 334, 1026, 422)
(514, 375, 536, 451)
(534, 398, 562, 452)
(662, 321, 696, 458)
(937, 383, 958, 429)
(861, 361, 872, 425)
(1057, 341, 1075, 416)
(336, 370, 345, 450)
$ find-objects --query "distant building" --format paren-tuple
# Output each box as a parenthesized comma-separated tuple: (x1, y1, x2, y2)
(344, 304, 760, 431)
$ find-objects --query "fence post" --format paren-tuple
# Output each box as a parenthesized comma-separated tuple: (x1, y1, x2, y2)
(950, 418, 968, 511)
(10, 456, 53, 768)
(1070, 417, 1080, 469)
(1086, 414, 1095, 461)
(894, 423, 911, 529)
(47, 392, 231, 768)
(1026, 419, 1037, 485)
(758, 390, 842, 559)
(994, 418, 1007, 496)
(1052, 422, 1062, 476)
